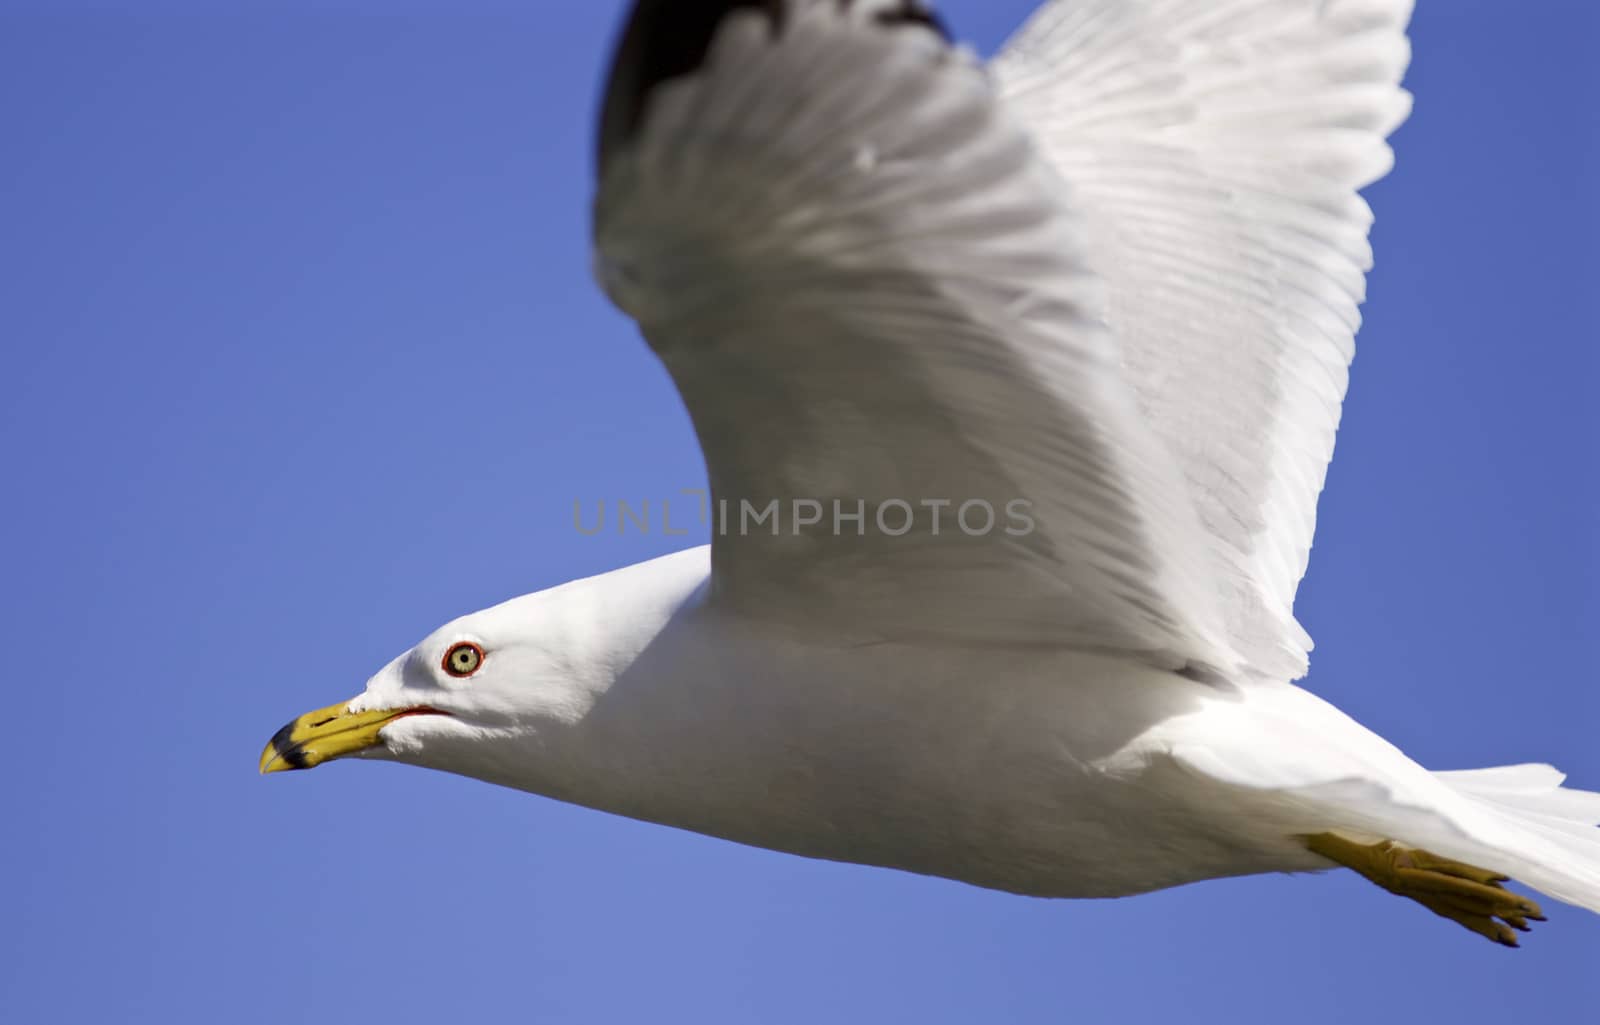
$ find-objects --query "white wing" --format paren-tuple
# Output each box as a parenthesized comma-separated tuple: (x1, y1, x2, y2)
(994, 0, 1414, 678)
(594, 0, 1239, 671)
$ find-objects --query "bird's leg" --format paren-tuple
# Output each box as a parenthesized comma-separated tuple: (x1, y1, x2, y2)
(1304, 832, 1547, 947)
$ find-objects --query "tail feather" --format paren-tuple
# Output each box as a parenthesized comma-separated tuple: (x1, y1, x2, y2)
(1165, 688, 1600, 918)
(1435, 763, 1600, 914)
(1437, 764, 1600, 825)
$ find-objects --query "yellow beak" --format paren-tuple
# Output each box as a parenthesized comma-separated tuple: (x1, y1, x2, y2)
(259, 700, 444, 774)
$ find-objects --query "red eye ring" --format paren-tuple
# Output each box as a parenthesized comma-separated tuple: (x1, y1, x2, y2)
(442, 641, 485, 679)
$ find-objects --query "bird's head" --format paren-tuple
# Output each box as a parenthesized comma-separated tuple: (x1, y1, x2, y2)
(258, 593, 599, 778)
(259, 548, 709, 783)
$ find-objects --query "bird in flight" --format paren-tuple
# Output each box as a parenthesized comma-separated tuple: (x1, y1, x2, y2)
(262, 0, 1599, 947)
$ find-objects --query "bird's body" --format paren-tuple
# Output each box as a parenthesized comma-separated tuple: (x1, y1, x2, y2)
(357, 545, 1590, 913)
(370, 547, 1316, 898)
(265, 0, 1600, 946)
(380, 547, 1299, 899)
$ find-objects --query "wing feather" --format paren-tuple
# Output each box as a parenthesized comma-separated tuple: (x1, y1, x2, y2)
(595, 0, 1237, 669)
(995, 0, 1415, 677)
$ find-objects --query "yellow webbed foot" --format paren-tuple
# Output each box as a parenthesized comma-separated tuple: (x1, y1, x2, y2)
(1305, 833, 1546, 948)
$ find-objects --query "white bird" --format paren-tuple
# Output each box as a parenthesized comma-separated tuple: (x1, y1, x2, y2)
(262, 0, 1600, 947)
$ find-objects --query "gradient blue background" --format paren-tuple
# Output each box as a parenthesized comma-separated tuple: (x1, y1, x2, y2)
(2, 1, 1595, 1021)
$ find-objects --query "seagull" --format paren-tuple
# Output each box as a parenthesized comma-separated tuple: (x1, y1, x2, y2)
(261, 0, 1600, 947)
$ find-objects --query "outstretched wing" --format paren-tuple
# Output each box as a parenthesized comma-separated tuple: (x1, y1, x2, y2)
(594, 0, 1238, 671)
(994, 0, 1415, 678)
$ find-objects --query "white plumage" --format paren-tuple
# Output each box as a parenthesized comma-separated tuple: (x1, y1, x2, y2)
(997, 0, 1417, 679)
(265, 0, 1600, 944)
(598, 0, 1237, 670)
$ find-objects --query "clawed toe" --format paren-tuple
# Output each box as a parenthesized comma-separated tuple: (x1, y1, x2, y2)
(1305, 832, 1546, 948)
(1397, 847, 1510, 886)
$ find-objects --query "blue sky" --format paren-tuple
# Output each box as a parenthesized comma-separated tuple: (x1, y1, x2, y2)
(1, 1, 1595, 1022)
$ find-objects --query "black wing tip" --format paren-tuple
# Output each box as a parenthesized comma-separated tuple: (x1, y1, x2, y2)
(872, 1, 950, 37)
(597, 0, 952, 175)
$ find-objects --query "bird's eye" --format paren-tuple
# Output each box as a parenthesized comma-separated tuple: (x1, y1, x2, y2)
(442, 642, 484, 679)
